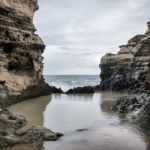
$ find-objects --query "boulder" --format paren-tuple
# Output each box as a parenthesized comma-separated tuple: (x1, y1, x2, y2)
(66, 86, 94, 94)
(0, 109, 63, 148)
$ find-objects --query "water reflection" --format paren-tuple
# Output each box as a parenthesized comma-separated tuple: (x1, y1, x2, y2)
(100, 100, 114, 115)
(44, 94, 98, 133)
(52, 93, 94, 102)
(8, 95, 51, 131)
(5, 95, 52, 150)
(6, 92, 150, 150)
(44, 93, 150, 150)
(100, 91, 126, 115)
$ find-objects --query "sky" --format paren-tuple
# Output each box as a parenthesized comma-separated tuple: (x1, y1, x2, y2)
(34, 0, 150, 75)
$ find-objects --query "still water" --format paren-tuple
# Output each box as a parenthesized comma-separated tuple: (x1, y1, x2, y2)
(8, 92, 150, 150)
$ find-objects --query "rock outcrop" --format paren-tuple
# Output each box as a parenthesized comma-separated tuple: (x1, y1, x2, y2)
(0, 0, 61, 107)
(0, 1, 63, 148)
(0, 109, 63, 148)
(112, 94, 147, 114)
(100, 21, 150, 130)
(66, 86, 94, 94)
(100, 22, 150, 93)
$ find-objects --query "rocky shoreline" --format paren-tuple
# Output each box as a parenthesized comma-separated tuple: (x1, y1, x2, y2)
(0, 109, 63, 148)
(1, 78, 63, 108)
(0, 0, 63, 148)
(65, 86, 94, 94)
(0, 0, 150, 148)
(99, 21, 150, 130)
(0, 0, 64, 108)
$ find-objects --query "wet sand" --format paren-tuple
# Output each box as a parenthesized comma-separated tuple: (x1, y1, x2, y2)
(8, 95, 51, 132)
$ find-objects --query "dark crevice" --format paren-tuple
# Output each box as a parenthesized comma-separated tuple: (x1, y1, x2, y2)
(3, 43, 15, 54)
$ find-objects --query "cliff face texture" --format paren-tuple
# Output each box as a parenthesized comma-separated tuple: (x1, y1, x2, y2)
(100, 21, 150, 129)
(0, 0, 53, 107)
(100, 21, 150, 93)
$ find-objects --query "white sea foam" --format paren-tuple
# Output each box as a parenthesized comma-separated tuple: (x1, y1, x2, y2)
(44, 75, 100, 91)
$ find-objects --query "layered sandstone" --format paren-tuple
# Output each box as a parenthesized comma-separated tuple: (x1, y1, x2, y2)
(0, 0, 61, 107)
(100, 22, 150, 93)
(100, 21, 150, 129)
(0, 1, 63, 148)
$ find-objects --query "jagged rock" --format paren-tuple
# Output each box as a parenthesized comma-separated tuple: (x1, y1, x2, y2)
(0, 109, 26, 135)
(0, 127, 63, 148)
(112, 95, 147, 114)
(137, 99, 150, 130)
(0, 1, 63, 148)
(93, 84, 101, 91)
(66, 86, 94, 94)
(76, 129, 88, 132)
(19, 126, 63, 142)
(100, 22, 150, 92)
(0, 0, 58, 107)
(0, 78, 63, 108)
(100, 21, 150, 129)
(47, 86, 63, 94)
(0, 109, 63, 148)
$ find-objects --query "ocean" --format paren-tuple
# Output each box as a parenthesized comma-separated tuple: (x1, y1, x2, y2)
(44, 75, 100, 91)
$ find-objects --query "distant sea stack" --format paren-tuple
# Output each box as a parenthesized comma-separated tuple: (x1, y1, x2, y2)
(100, 21, 150, 93)
(0, 0, 60, 107)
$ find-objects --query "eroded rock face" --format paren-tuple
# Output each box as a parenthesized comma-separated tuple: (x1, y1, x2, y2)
(99, 21, 150, 129)
(66, 86, 94, 94)
(0, 109, 26, 135)
(0, 0, 54, 107)
(0, 109, 63, 148)
(0, 1, 63, 148)
(137, 99, 150, 130)
(100, 22, 150, 93)
(112, 94, 147, 114)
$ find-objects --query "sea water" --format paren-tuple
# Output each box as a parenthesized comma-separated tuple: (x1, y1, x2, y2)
(7, 75, 150, 150)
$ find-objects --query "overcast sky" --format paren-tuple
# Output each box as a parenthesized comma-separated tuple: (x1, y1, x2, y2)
(34, 0, 150, 75)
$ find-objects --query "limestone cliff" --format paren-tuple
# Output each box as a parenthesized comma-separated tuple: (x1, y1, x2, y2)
(100, 21, 150, 129)
(0, 0, 61, 107)
(100, 21, 150, 93)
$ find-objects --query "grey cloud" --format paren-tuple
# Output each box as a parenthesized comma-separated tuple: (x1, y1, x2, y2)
(34, 0, 150, 75)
